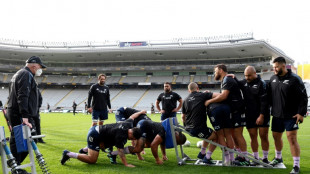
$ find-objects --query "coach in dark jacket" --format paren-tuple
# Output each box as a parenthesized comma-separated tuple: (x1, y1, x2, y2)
(7, 56, 46, 165)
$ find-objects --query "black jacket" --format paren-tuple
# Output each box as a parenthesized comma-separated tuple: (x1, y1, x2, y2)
(268, 69, 308, 118)
(88, 83, 111, 110)
(7, 67, 39, 119)
(237, 75, 270, 118)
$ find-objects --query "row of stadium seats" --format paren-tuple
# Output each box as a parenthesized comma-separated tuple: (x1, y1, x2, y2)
(0, 73, 275, 85)
(2, 73, 274, 85)
(0, 87, 221, 111)
(0, 73, 216, 84)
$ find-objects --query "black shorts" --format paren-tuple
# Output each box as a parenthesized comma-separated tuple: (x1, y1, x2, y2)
(87, 126, 100, 151)
(207, 104, 231, 130)
(246, 114, 270, 129)
(231, 111, 246, 128)
(271, 117, 299, 133)
(161, 112, 176, 121)
(186, 127, 214, 139)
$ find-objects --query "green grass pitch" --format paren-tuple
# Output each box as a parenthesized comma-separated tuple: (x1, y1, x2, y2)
(1, 112, 310, 174)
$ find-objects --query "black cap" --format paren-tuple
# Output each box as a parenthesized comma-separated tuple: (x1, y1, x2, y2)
(26, 56, 47, 68)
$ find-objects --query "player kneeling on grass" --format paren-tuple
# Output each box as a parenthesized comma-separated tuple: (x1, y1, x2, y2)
(137, 120, 187, 164)
(109, 119, 187, 165)
(60, 120, 142, 167)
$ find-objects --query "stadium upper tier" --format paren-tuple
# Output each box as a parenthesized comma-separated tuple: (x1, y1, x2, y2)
(0, 33, 293, 74)
(0, 72, 275, 85)
(0, 87, 222, 111)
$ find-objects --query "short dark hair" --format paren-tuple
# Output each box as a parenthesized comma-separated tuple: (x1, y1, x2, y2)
(272, 57, 286, 64)
(164, 82, 171, 86)
(215, 64, 227, 72)
(176, 131, 187, 145)
(98, 74, 106, 79)
(132, 127, 142, 139)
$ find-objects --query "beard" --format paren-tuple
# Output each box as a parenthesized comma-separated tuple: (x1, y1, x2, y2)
(99, 81, 105, 85)
(214, 74, 221, 81)
(276, 68, 283, 76)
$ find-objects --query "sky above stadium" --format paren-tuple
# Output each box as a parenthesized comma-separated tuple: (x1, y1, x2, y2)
(0, 0, 309, 65)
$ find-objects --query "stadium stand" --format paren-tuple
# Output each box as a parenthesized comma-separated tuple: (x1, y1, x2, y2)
(41, 89, 72, 109)
(111, 89, 146, 109)
(0, 33, 296, 112)
(261, 72, 274, 81)
(134, 89, 162, 110)
(148, 76, 173, 83)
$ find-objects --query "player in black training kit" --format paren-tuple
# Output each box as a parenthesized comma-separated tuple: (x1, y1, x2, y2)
(182, 82, 218, 164)
(87, 74, 112, 126)
(156, 82, 183, 121)
(115, 107, 151, 126)
(60, 115, 142, 167)
(234, 66, 270, 165)
(112, 107, 186, 164)
(268, 57, 308, 174)
(205, 64, 249, 166)
(135, 119, 186, 164)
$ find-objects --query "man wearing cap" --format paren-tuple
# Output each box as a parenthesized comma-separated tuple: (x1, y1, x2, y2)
(7, 56, 46, 165)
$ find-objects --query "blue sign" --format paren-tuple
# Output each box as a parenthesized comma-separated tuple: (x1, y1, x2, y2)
(120, 42, 147, 47)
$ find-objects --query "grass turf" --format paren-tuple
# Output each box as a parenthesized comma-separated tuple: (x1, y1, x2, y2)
(1, 112, 310, 174)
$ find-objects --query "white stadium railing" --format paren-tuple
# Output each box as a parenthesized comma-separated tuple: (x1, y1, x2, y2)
(0, 33, 254, 50)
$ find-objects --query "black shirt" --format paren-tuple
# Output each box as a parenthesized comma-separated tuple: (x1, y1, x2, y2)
(221, 76, 245, 113)
(99, 121, 133, 149)
(121, 107, 151, 127)
(157, 91, 182, 113)
(182, 91, 213, 129)
(269, 69, 308, 118)
(72, 102, 77, 108)
(88, 83, 111, 111)
(138, 120, 165, 143)
(237, 75, 270, 118)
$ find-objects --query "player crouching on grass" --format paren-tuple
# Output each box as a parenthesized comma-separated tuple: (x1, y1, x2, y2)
(60, 119, 142, 167)
(108, 120, 187, 165)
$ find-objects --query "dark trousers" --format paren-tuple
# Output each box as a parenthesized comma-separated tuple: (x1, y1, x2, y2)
(73, 107, 77, 115)
(33, 115, 42, 141)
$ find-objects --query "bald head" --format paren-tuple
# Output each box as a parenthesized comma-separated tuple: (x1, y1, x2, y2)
(244, 66, 257, 82)
(245, 66, 256, 74)
(188, 82, 198, 92)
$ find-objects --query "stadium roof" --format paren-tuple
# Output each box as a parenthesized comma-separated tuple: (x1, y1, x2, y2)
(0, 33, 294, 71)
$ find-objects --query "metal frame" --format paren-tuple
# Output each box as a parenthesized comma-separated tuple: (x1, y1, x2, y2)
(167, 118, 286, 169)
(1, 126, 47, 174)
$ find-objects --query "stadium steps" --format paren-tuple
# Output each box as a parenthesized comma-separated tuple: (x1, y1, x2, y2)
(86, 77, 94, 83)
(190, 75, 194, 82)
(172, 75, 177, 84)
(145, 76, 150, 82)
(79, 98, 87, 107)
(42, 76, 47, 83)
(69, 76, 75, 83)
(3, 74, 7, 82)
(118, 76, 125, 84)
(41, 88, 46, 95)
(133, 89, 149, 108)
(54, 88, 75, 107)
(111, 89, 125, 102)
